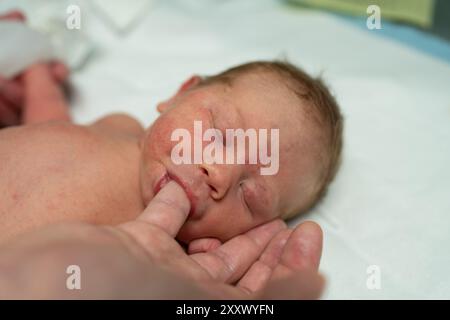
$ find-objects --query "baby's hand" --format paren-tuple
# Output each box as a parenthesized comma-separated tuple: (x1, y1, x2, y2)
(0, 10, 69, 128)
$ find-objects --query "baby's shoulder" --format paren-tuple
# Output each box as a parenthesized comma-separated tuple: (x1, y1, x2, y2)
(1, 121, 97, 147)
(0, 121, 110, 170)
(89, 113, 145, 137)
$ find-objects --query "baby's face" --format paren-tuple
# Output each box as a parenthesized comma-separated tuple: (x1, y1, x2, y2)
(140, 73, 325, 243)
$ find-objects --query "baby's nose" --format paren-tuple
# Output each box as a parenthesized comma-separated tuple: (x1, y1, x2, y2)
(199, 163, 238, 200)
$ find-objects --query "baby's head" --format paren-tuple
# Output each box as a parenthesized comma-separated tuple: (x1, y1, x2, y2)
(140, 61, 343, 243)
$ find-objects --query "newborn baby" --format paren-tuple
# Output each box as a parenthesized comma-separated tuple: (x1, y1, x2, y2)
(0, 61, 343, 245)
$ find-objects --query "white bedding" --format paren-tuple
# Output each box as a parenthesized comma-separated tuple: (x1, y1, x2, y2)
(2, 0, 449, 299)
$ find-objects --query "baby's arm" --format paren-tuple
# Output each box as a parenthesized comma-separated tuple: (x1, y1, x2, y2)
(24, 63, 144, 137)
(22, 63, 71, 124)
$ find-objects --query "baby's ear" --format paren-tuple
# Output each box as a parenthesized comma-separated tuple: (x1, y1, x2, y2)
(178, 75, 202, 93)
(156, 75, 202, 113)
(156, 100, 171, 113)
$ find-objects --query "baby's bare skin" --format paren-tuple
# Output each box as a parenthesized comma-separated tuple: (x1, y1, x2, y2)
(0, 115, 145, 243)
(0, 60, 327, 245)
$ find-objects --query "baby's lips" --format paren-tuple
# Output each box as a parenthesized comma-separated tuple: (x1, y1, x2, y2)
(156, 180, 191, 218)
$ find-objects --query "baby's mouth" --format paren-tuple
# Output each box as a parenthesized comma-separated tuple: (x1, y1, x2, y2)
(153, 172, 171, 195)
(153, 172, 197, 218)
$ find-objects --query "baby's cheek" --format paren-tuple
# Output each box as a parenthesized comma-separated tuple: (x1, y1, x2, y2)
(144, 119, 178, 159)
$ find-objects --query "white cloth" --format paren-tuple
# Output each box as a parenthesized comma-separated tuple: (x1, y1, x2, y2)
(0, 21, 53, 78)
(0, 0, 92, 78)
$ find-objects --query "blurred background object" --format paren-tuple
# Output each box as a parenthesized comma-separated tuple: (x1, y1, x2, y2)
(287, 0, 450, 40)
(90, 0, 155, 33)
(0, 21, 53, 78)
(0, 0, 93, 76)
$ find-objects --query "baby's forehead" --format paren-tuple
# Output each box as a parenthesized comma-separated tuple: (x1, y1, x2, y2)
(200, 74, 324, 153)
(230, 85, 313, 139)
(209, 79, 322, 157)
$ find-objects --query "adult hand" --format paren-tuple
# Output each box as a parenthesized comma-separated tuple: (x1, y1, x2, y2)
(0, 10, 69, 127)
(0, 181, 324, 299)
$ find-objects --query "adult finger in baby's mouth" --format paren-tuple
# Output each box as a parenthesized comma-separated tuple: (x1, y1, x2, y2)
(136, 181, 191, 237)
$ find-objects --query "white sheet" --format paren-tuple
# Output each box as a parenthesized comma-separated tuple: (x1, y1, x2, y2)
(2, 0, 449, 299)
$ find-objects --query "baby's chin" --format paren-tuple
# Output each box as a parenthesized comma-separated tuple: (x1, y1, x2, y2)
(176, 222, 208, 244)
(176, 220, 231, 244)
